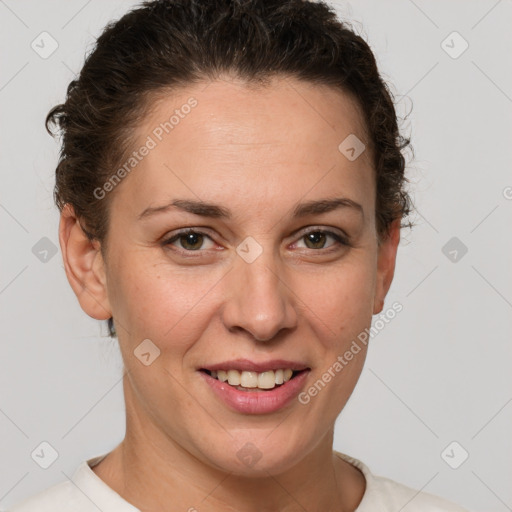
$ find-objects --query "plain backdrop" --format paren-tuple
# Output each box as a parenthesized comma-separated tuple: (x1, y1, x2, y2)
(1, 1, 511, 510)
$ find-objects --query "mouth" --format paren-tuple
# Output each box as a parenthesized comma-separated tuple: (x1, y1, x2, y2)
(199, 368, 306, 392)
(198, 359, 311, 414)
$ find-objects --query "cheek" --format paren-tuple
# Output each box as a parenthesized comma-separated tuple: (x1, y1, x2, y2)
(109, 245, 376, 355)
(292, 258, 376, 343)
(293, 264, 374, 423)
(109, 256, 223, 351)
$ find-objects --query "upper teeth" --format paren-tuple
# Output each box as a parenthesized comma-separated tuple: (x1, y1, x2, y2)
(211, 369, 295, 389)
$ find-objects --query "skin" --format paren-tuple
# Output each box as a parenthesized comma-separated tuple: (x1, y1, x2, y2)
(59, 75, 400, 512)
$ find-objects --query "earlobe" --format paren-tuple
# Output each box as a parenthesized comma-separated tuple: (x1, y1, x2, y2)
(373, 219, 401, 315)
(59, 203, 112, 321)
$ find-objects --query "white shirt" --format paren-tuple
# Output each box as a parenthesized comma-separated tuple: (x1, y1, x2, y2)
(8, 451, 471, 511)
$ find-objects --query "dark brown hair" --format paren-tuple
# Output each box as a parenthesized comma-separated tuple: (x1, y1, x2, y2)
(46, 0, 413, 338)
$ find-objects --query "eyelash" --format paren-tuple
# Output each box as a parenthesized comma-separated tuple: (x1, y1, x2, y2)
(161, 227, 350, 256)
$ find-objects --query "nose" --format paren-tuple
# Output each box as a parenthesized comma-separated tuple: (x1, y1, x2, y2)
(221, 251, 298, 342)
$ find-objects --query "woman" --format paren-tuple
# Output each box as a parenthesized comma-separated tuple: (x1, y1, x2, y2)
(10, 0, 471, 510)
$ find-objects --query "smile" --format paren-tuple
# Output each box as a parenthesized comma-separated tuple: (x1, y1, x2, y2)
(198, 360, 311, 414)
(202, 368, 301, 391)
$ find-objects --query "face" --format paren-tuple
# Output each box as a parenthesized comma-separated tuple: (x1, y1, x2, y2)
(63, 75, 399, 475)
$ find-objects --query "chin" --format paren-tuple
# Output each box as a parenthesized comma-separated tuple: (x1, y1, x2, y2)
(194, 430, 314, 477)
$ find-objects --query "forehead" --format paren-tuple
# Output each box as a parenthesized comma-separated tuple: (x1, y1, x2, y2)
(142, 76, 369, 152)
(114, 76, 374, 217)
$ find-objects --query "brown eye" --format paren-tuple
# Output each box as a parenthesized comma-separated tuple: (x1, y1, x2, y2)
(296, 230, 348, 250)
(178, 232, 204, 250)
(303, 231, 328, 249)
(163, 230, 215, 252)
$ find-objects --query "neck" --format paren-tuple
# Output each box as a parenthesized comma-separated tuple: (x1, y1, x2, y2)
(92, 384, 365, 512)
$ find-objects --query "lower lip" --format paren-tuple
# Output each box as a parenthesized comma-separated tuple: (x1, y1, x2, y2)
(200, 370, 310, 414)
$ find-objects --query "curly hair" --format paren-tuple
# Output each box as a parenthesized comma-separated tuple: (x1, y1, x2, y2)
(46, 0, 413, 339)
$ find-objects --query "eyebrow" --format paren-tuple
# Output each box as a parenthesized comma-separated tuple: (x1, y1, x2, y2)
(137, 197, 363, 221)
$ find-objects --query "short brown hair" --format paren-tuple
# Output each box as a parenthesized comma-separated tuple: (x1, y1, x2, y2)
(46, 0, 413, 338)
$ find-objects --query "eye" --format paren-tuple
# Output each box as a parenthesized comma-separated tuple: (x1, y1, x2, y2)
(294, 229, 348, 250)
(163, 229, 216, 251)
(162, 227, 349, 255)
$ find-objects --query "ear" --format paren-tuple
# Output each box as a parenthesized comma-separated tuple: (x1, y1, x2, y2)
(59, 203, 112, 320)
(373, 219, 401, 315)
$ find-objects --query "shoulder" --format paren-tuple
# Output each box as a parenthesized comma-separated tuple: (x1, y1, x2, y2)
(7, 480, 95, 512)
(334, 451, 472, 512)
(361, 473, 471, 511)
(6, 455, 120, 512)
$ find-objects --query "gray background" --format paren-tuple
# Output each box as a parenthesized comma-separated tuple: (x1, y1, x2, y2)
(1, 1, 511, 510)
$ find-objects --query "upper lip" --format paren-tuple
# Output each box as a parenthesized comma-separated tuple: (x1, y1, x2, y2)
(201, 358, 310, 373)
